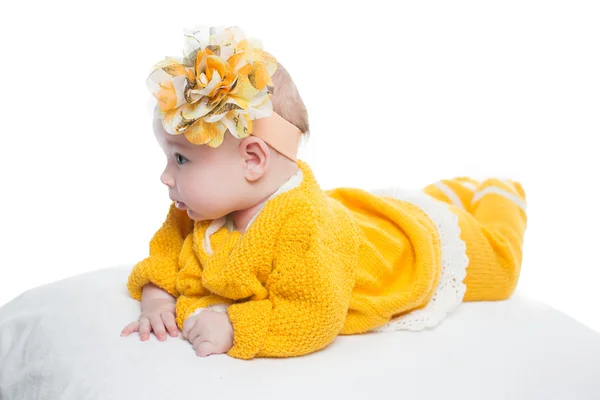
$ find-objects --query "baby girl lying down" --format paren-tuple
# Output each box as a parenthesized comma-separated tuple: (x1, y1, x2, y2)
(120, 25, 527, 360)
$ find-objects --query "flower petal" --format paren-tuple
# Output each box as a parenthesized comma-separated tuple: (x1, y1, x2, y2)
(220, 46, 235, 63)
(248, 90, 273, 120)
(180, 97, 213, 120)
(261, 51, 278, 75)
(247, 61, 270, 91)
(146, 62, 188, 111)
(199, 69, 221, 97)
(170, 75, 188, 109)
(206, 122, 228, 148)
(227, 52, 247, 73)
(229, 74, 259, 106)
(155, 81, 178, 111)
(183, 25, 210, 56)
(222, 111, 252, 139)
(203, 99, 244, 123)
(163, 109, 183, 135)
(210, 26, 245, 48)
(205, 56, 228, 80)
(208, 25, 229, 46)
(227, 26, 247, 44)
(195, 50, 207, 72)
(184, 118, 218, 145)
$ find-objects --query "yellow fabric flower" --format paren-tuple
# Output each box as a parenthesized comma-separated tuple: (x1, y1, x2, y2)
(146, 26, 278, 147)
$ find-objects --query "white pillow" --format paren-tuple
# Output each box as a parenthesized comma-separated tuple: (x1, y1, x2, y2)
(1, 265, 599, 400)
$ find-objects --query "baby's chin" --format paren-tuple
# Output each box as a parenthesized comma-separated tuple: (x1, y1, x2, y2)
(187, 208, 222, 223)
(186, 209, 207, 221)
(180, 202, 227, 222)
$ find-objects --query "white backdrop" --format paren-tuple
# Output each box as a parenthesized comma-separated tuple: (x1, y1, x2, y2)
(1, 0, 598, 333)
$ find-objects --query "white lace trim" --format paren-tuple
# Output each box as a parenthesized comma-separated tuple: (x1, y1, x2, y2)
(191, 303, 229, 317)
(368, 188, 469, 332)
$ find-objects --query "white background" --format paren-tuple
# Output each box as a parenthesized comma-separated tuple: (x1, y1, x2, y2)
(1, 1, 598, 333)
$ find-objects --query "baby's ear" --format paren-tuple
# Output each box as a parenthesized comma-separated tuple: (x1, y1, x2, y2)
(239, 136, 270, 182)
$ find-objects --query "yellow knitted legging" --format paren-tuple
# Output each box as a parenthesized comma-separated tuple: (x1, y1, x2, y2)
(423, 177, 528, 301)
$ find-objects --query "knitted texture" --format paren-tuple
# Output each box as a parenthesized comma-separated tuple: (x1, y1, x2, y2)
(366, 188, 469, 332)
(126, 203, 193, 300)
(127, 161, 528, 359)
(325, 187, 443, 334)
(426, 178, 528, 300)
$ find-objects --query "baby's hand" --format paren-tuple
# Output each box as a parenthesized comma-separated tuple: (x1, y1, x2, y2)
(121, 298, 179, 341)
(182, 310, 234, 357)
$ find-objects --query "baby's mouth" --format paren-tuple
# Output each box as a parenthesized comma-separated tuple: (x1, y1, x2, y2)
(175, 201, 187, 210)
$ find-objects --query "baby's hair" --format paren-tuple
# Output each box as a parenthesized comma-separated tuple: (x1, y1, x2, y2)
(271, 62, 310, 139)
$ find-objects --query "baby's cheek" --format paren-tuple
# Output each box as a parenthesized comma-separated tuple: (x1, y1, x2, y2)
(195, 188, 230, 213)
(184, 194, 219, 221)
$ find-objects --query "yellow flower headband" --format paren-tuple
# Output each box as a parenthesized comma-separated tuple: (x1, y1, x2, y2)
(146, 25, 302, 161)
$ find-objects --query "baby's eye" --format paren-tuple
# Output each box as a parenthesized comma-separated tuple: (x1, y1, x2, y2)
(175, 153, 189, 165)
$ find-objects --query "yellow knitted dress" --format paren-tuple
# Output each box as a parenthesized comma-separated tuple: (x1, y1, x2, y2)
(127, 160, 527, 359)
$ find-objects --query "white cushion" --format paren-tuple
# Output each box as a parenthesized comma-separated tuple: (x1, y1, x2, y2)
(1, 265, 599, 399)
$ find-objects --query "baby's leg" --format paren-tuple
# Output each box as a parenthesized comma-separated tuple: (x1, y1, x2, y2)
(422, 177, 480, 211)
(463, 179, 527, 300)
(425, 177, 528, 301)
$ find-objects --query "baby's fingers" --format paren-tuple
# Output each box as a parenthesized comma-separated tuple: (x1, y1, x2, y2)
(138, 317, 151, 341)
(161, 312, 179, 337)
(194, 340, 219, 357)
(150, 315, 167, 341)
(182, 317, 197, 341)
(120, 321, 139, 337)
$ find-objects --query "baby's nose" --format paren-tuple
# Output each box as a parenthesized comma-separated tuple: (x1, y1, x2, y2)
(160, 169, 175, 188)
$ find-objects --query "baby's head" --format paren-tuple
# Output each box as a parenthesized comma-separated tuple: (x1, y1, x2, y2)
(151, 29, 309, 224)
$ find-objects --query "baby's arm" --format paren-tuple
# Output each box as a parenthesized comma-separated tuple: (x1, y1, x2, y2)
(127, 202, 194, 300)
(226, 210, 357, 359)
(122, 203, 193, 340)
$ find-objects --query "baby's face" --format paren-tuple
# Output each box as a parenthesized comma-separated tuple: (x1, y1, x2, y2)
(153, 118, 244, 222)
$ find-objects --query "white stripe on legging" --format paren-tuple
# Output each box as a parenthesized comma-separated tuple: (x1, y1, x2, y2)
(434, 181, 464, 209)
(458, 181, 477, 191)
(472, 186, 527, 213)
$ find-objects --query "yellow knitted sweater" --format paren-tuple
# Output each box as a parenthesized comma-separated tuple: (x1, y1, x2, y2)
(127, 160, 527, 359)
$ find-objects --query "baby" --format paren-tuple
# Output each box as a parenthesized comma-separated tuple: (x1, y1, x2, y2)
(121, 26, 528, 360)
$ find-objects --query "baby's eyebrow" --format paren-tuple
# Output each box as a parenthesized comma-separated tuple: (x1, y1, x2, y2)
(170, 138, 194, 149)
(167, 138, 198, 153)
